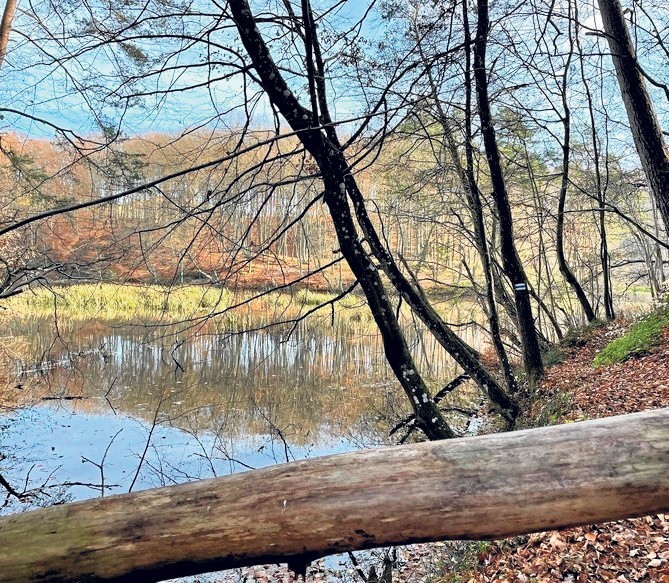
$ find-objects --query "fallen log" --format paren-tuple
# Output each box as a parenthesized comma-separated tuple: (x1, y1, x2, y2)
(0, 408, 667, 582)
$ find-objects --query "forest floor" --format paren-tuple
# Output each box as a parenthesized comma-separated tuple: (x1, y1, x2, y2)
(219, 317, 669, 582)
(439, 318, 669, 583)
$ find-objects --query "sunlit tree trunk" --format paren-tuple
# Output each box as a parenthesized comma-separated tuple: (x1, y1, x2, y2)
(598, 0, 669, 237)
(0, 0, 17, 68)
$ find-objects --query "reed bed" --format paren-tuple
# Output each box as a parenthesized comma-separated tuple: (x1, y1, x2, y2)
(2, 283, 375, 331)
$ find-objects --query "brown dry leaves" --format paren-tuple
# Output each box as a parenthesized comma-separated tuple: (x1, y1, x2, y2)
(469, 322, 669, 582)
(539, 325, 669, 419)
(472, 515, 669, 582)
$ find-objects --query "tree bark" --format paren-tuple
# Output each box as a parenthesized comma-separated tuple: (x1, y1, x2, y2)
(228, 0, 518, 425)
(0, 0, 17, 68)
(556, 78, 597, 323)
(598, 0, 669, 237)
(473, 0, 545, 384)
(416, 0, 518, 394)
(439, 111, 517, 392)
(0, 408, 666, 582)
(228, 0, 454, 439)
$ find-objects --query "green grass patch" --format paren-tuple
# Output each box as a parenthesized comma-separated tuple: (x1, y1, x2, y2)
(5, 283, 234, 319)
(1, 283, 374, 330)
(293, 288, 338, 307)
(593, 305, 669, 366)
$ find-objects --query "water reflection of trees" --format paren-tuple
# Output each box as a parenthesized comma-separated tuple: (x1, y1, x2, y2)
(3, 313, 481, 443)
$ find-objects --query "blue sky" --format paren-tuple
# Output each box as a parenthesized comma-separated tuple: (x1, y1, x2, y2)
(1, 0, 387, 141)
(1, 0, 666, 180)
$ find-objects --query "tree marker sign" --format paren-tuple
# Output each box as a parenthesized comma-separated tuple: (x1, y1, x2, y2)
(514, 283, 528, 291)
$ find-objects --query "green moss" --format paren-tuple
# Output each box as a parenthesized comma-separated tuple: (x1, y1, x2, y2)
(593, 305, 669, 366)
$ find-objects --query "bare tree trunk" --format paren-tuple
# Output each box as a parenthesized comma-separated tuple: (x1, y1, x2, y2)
(458, 0, 517, 392)
(556, 72, 597, 324)
(0, 409, 666, 583)
(0, 0, 17, 68)
(600, 191, 616, 320)
(438, 112, 518, 392)
(650, 193, 667, 286)
(554, 6, 585, 325)
(574, 2, 615, 320)
(410, 1, 517, 394)
(228, 0, 454, 439)
(473, 0, 544, 385)
(228, 0, 519, 425)
(598, 0, 669, 237)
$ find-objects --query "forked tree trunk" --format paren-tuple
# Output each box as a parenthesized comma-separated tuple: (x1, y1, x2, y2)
(228, 0, 519, 425)
(598, 0, 669, 237)
(229, 0, 454, 439)
(0, 409, 666, 582)
(544, 3, 595, 323)
(556, 94, 596, 322)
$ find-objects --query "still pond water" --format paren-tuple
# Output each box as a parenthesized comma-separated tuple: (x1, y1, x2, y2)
(0, 310, 487, 582)
(1, 314, 477, 509)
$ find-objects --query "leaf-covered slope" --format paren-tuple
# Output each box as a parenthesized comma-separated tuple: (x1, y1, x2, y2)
(467, 321, 669, 582)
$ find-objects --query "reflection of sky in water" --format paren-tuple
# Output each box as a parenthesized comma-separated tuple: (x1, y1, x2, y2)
(2, 321, 427, 516)
(1, 404, 366, 582)
(1, 318, 472, 511)
(0, 317, 479, 580)
(1, 403, 358, 509)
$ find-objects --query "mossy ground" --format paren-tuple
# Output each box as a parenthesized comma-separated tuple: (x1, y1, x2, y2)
(593, 304, 669, 366)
